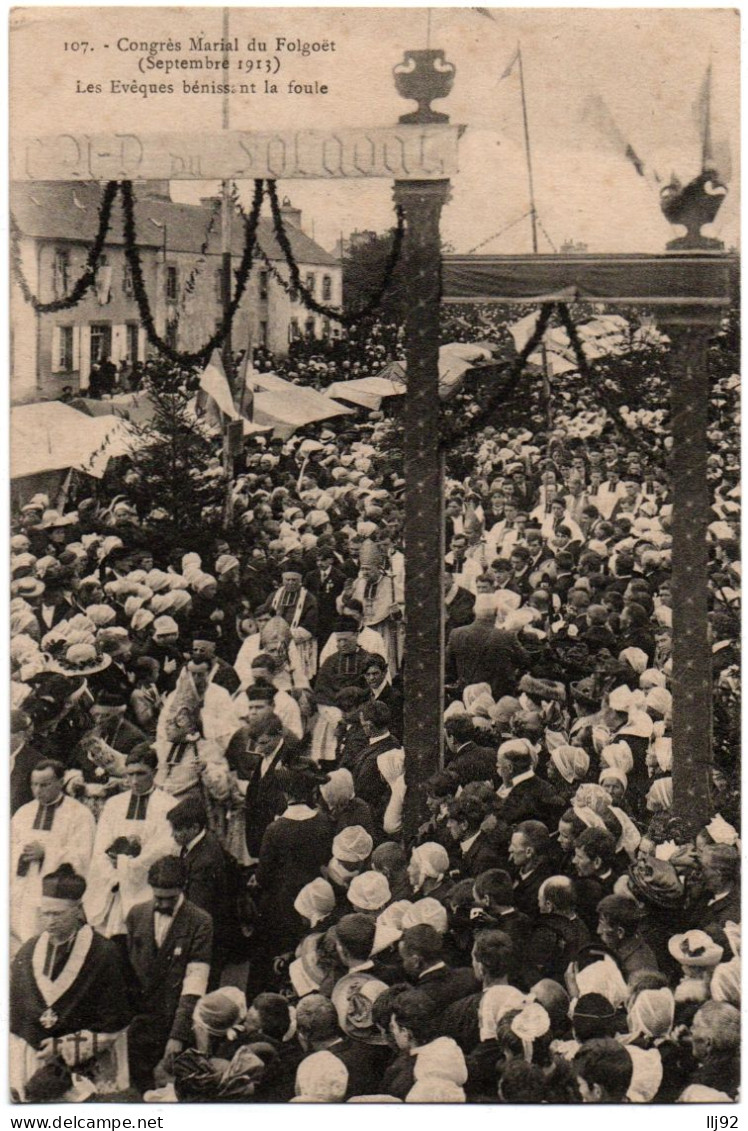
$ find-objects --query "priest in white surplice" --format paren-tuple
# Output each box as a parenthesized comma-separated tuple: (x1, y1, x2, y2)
(84, 746, 178, 939)
(11, 760, 95, 951)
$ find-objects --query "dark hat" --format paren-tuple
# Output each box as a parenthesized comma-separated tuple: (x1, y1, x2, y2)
(627, 857, 685, 909)
(94, 687, 128, 708)
(518, 674, 566, 704)
(573, 992, 617, 1021)
(334, 615, 360, 633)
(246, 685, 275, 703)
(148, 855, 187, 889)
(334, 913, 376, 956)
(42, 863, 86, 902)
(168, 796, 208, 831)
(191, 622, 220, 643)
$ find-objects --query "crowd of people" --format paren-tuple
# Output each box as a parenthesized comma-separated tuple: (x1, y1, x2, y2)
(10, 301, 740, 1103)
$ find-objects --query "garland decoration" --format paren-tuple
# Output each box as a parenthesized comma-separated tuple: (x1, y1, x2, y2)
(10, 182, 119, 313)
(174, 194, 222, 326)
(121, 178, 265, 367)
(442, 302, 556, 447)
(556, 303, 590, 378)
(266, 179, 405, 326)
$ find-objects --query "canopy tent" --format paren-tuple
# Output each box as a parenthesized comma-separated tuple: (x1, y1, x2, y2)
(247, 372, 353, 439)
(327, 374, 405, 410)
(437, 342, 494, 398)
(11, 401, 136, 481)
(70, 391, 159, 427)
(508, 310, 666, 376)
(328, 346, 493, 408)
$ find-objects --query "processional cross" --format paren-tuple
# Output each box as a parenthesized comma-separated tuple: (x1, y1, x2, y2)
(12, 48, 736, 835)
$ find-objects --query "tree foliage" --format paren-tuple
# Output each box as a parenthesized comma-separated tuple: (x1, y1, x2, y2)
(129, 364, 225, 549)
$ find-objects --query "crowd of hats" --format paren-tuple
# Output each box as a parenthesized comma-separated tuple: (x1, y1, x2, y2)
(9, 302, 741, 1104)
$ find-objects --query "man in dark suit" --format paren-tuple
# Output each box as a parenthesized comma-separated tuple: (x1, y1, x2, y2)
(444, 715, 498, 787)
(166, 796, 228, 931)
(226, 713, 296, 860)
(525, 876, 591, 984)
(304, 547, 348, 649)
(572, 827, 619, 932)
(447, 794, 507, 880)
(126, 855, 213, 1093)
(508, 821, 556, 921)
(696, 844, 740, 950)
(248, 767, 334, 997)
(441, 929, 517, 1052)
(496, 743, 565, 828)
(444, 564, 476, 638)
(399, 924, 478, 1011)
(362, 655, 403, 742)
(10, 709, 46, 814)
(470, 869, 533, 971)
(445, 598, 529, 700)
(352, 700, 402, 822)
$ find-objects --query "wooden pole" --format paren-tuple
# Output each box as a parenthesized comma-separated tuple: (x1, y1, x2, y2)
(221, 7, 233, 391)
(393, 178, 450, 837)
(660, 306, 720, 835)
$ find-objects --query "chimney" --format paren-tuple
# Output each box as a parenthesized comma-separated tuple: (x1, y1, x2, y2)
(135, 180, 172, 201)
(280, 196, 303, 231)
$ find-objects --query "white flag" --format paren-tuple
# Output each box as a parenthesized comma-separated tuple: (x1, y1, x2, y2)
(199, 348, 238, 420)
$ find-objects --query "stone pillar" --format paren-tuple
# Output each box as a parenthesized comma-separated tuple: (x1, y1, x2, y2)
(393, 179, 450, 836)
(659, 307, 721, 835)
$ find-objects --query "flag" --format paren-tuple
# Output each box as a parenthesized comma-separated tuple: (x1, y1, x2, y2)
(499, 46, 520, 80)
(693, 61, 731, 181)
(199, 348, 238, 421)
(473, 7, 497, 20)
(581, 93, 660, 186)
(235, 347, 258, 420)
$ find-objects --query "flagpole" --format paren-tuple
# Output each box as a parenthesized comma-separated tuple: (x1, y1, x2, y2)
(221, 7, 233, 392)
(516, 45, 538, 254)
(701, 60, 712, 171)
(515, 44, 552, 422)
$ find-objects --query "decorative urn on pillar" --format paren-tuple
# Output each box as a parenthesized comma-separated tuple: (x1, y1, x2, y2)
(660, 170, 727, 250)
(394, 49, 455, 124)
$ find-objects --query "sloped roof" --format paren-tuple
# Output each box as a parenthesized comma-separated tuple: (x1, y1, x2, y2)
(11, 182, 340, 266)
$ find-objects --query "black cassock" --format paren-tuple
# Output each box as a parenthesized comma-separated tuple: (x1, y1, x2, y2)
(10, 925, 132, 1099)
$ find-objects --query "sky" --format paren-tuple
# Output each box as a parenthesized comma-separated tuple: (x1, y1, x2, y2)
(10, 7, 740, 254)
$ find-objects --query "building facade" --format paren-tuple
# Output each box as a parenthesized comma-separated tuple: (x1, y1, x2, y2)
(10, 182, 342, 403)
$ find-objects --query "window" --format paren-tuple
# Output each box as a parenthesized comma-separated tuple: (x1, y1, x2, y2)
(259, 270, 269, 300)
(123, 262, 134, 297)
(166, 319, 178, 350)
(322, 318, 331, 339)
(56, 326, 74, 372)
(165, 265, 178, 301)
(259, 321, 268, 347)
(322, 275, 332, 301)
(305, 316, 316, 339)
(214, 268, 223, 302)
(53, 249, 71, 299)
(125, 323, 139, 362)
(289, 318, 300, 342)
(89, 323, 112, 364)
(305, 272, 315, 296)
